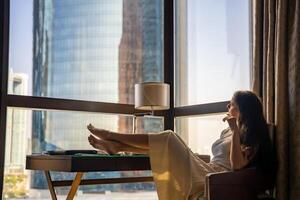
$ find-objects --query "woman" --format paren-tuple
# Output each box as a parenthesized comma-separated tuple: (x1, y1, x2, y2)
(87, 90, 275, 200)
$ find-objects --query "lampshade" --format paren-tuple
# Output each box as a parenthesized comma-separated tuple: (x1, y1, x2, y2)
(135, 82, 170, 111)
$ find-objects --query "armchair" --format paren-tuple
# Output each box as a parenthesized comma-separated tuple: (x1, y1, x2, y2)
(202, 124, 276, 200)
(204, 167, 275, 200)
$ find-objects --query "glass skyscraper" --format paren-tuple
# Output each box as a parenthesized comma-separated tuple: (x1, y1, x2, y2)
(118, 0, 163, 134)
(32, 0, 122, 148)
(32, 0, 163, 193)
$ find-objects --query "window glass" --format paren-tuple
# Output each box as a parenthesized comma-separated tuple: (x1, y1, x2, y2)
(8, 0, 164, 104)
(175, 113, 228, 156)
(4, 108, 163, 199)
(175, 0, 250, 106)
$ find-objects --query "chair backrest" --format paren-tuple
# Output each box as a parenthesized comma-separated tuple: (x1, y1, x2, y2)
(205, 125, 277, 200)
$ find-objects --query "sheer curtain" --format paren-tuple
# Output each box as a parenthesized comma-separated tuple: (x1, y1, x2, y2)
(251, 0, 300, 199)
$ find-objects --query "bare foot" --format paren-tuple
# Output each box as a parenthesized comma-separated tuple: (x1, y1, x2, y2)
(88, 134, 120, 154)
(87, 124, 113, 140)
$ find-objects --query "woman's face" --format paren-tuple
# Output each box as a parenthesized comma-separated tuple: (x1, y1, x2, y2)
(227, 100, 240, 119)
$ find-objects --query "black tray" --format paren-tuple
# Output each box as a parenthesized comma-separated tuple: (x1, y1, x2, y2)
(42, 150, 98, 155)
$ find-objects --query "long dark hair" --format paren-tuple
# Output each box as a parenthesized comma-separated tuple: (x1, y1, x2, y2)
(232, 90, 276, 173)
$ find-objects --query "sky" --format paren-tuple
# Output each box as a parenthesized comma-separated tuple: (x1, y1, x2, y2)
(187, 0, 250, 104)
(9, 0, 33, 94)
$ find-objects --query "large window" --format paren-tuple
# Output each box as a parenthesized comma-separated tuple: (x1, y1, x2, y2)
(174, 0, 251, 155)
(2, 0, 165, 199)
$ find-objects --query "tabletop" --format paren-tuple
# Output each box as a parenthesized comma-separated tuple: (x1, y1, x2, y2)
(26, 154, 151, 172)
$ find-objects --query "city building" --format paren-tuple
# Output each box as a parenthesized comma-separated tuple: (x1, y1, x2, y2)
(118, 0, 164, 134)
(5, 68, 29, 172)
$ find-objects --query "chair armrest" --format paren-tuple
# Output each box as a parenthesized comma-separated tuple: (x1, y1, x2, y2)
(204, 168, 274, 200)
(194, 154, 210, 163)
(207, 168, 273, 186)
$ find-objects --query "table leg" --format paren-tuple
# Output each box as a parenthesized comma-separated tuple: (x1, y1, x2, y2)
(44, 171, 57, 200)
(66, 172, 84, 200)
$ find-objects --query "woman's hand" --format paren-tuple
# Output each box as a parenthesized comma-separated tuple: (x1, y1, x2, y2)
(223, 113, 238, 132)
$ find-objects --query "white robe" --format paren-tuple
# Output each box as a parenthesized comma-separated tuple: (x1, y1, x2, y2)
(149, 130, 228, 200)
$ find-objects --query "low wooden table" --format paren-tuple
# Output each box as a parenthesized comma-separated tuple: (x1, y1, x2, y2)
(26, 154, 153, 200)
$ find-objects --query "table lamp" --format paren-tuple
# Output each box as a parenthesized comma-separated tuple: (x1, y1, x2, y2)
(133, 82, 170, 133)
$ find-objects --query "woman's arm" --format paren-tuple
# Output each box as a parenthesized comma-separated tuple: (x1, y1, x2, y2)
(225, 117, 252, 170)
(230, 128, 250, 170)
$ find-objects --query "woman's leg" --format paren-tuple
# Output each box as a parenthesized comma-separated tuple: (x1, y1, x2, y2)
(88, 134, 148, 154)
(87, 124, 149, 149)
